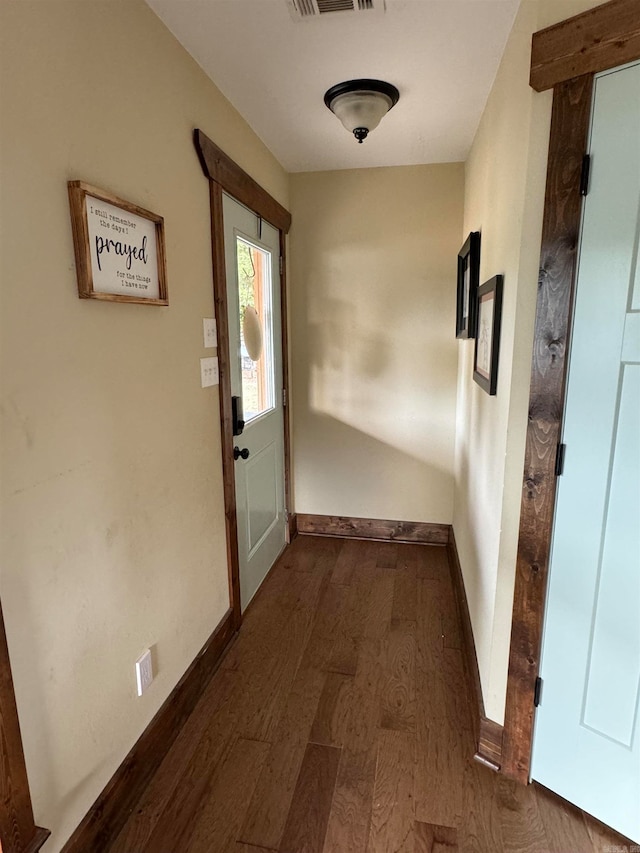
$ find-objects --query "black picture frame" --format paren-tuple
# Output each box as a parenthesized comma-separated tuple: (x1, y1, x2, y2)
(456, 231, 480, 339)
(473, 275, 503, 395)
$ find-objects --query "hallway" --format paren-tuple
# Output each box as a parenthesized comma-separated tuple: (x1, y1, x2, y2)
(108, 535, 624, 852)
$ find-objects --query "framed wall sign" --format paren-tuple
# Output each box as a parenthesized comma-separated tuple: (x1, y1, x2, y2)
(473, 274, 503, 395)
(456, 231, 481, 339)
(68, 181, 168, 306)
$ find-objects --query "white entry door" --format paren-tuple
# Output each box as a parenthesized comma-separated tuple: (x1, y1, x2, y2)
(222, 192, 286, 611)
(532, 61, 640, 842)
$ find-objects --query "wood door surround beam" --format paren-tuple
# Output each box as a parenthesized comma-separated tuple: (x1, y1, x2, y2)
(208, 181, 242, 630)
(530, 0, 640, 92)
(194, 129, 291, 234)
(503, 72, 594, 782)
(504, 0, 640, 784)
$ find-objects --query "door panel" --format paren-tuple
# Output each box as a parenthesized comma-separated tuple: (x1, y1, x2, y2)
(222, 193, 286, 611)
(244, 441, 279, 552)
(532, 60, 640, 842)
(582, 363, 639, 746)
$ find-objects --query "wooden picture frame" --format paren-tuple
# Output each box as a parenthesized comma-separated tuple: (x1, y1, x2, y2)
(456, 231, 481, 338)
(473, 275, 503, 395)
(68, 181, 168, 306)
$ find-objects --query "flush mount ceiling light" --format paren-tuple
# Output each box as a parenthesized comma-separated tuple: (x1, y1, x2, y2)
(324, 79, 400, 143)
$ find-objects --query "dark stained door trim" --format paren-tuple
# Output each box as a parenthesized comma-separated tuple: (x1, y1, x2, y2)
(504, 0, 640, 783)
(194, 130, 291, 233)
(194, 130, 292, 629)
(0, 603, 50, 852)
(503, 73, 593, 782)
(530, 0, 640, 92)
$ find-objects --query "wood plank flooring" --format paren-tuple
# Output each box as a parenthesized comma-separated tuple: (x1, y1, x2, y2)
(109, 535, 626, 853)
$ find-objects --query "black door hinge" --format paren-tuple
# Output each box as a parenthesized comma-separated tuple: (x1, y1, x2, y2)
(534, 676, 543, 708)
(555, 443, 566, 476)
(580, 154, 591, 196)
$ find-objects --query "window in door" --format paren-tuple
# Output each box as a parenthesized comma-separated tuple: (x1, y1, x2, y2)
(236, 237, 275, 422)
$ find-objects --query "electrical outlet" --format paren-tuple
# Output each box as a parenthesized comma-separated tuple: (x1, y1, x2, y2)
(200, 356, 219, 387)
(135, 649, 153, 697)
(203, 318, 217, 349)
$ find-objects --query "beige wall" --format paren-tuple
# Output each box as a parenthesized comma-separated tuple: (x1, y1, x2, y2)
(0, 2, 288, 849)
(290, 165, 463, 525)
(1, 0, 609, 844)
(453, 0, 608, 724)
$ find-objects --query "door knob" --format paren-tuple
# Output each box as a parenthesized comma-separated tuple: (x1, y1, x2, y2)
(233, 446, 250, 460)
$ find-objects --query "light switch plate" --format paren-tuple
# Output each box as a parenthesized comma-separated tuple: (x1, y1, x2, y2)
(135, 649, 153, 697)
(200, 356, 219, 387)
(203, 318, 217, 349)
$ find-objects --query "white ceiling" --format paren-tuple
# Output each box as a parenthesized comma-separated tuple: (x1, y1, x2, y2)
(147, 0, 521, 173)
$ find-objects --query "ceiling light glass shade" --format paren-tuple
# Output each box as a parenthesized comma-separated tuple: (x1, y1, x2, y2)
(324, 79, 400, 143)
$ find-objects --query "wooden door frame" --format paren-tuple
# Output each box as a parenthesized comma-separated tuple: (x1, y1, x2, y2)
(194, 130, 292, 630)
(0, 602, 50, 852)
(502, 0, 640, 783)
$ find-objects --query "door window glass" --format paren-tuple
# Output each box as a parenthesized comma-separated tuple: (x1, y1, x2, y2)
(236, 237, 275, 422)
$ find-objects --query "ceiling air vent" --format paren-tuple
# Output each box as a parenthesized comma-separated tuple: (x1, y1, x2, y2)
(287, 0, 384, 21)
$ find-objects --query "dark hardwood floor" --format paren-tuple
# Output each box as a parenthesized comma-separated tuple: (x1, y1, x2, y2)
(108, 535, 627, 852)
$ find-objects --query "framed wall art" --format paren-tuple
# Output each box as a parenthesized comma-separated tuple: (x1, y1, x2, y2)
(68, 181, 168, 306)
(473, 274, 503, 395)
(456, 231, 480, 339)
